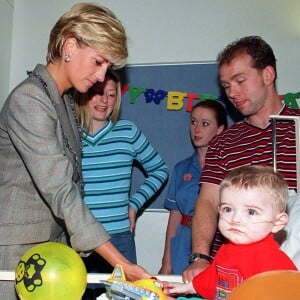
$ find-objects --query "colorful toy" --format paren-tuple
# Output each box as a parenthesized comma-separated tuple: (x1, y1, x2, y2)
(15, 242, 87, 300)
(101, 265, 166, 300)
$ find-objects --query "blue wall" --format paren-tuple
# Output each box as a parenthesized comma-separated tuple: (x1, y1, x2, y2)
(119, 63, 241, 209)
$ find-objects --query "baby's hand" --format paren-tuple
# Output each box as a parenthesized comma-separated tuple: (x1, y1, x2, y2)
(162, 281, 193, 295)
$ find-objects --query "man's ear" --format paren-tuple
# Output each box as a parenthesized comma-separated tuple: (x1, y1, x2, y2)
(263, 65, 276, 86)
(271, 212, 288, 234)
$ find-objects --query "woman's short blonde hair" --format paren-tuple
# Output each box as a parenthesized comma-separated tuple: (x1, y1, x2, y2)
(47, 3, 127, 68)
(75, 69, 121, 132)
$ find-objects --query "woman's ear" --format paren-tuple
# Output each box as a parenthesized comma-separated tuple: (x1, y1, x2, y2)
(62, 37, 77, 59)
(217, 125, 225, 135)
(271, 212, 288, 234)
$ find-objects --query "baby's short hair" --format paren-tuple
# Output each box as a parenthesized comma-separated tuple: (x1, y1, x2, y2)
(220, 165, 288, 212)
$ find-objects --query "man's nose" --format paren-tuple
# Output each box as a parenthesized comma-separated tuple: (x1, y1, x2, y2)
(227, 85, 239, 100)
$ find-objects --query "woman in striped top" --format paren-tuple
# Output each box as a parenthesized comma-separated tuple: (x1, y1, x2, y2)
(75, 70, 168, 278)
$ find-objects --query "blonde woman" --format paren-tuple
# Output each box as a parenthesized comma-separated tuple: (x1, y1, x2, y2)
(75, 70, 168, 298)
(0, 3, 149, 299)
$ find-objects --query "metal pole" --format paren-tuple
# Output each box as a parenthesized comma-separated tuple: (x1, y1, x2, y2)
(271, 118, 277, 173)
(270, 115, 300, 192)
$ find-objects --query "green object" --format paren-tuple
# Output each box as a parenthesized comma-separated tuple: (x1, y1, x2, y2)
(15, 242, 87, 300)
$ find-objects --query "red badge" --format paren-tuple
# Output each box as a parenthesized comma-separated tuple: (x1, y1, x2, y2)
(183, 173, 192, 181)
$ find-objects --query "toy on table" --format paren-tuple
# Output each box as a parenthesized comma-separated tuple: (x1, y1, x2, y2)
(14, 242, 87, 300)
(101, 264, 166, 300)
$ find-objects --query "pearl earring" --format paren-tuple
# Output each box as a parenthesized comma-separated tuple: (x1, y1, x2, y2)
(64, 54, 70, 62)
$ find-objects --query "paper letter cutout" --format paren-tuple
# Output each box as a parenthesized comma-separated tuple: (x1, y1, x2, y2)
(200, 94, 218, 101)
(144, 89, 168, 105)
(167, 91, 187, 110)
(121, 83, 129, 95)
(128, 86, 146, 104)
(284, 92, 300, 109)
(186, 93, 200, 112)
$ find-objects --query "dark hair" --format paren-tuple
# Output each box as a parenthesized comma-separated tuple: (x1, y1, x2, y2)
(217, 36, 277, 80)
(192, 100, 228, 129)
(105, 68, 120, 83)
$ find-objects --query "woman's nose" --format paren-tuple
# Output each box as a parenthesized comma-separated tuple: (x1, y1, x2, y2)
(194, 122, 202, 131)
(101, 93, 108, 103)
(92, 93, 107, 103)
(95, 65, 109, 82)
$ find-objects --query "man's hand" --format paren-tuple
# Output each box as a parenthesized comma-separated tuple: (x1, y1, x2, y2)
(182, 259, 210, 282)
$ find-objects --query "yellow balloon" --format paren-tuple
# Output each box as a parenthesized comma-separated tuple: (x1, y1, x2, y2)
(15, 242, 87, 300)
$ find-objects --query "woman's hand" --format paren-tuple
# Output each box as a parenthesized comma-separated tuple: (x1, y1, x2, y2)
(94, 241, 150, 281)
(128, 206, 137, 233)
(158, 263, 173, 275)
(122, 261, 150, 281)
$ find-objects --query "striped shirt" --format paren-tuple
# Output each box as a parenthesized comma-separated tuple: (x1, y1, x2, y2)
(82, 119, 168, 234)
(201, 105, 300, 189)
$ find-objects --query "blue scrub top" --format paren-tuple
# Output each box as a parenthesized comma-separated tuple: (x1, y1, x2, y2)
(164, 151, 201, 274)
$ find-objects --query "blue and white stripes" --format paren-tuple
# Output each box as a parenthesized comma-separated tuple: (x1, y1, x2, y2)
(82, 119, 168, 234)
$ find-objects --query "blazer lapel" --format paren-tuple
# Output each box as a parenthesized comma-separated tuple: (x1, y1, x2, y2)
(32, 65, 82, 187)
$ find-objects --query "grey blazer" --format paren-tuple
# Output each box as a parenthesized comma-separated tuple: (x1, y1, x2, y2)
(0, 64, 109, 251)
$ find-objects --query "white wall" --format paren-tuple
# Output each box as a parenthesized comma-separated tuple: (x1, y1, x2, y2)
(9, 0, 300, 96)
(5, 0, 300, 274)
(135, 209, 169, 274)
(0, 0, 14, 108)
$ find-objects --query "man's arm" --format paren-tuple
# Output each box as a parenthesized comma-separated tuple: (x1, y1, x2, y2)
(182, 183, 220, 281)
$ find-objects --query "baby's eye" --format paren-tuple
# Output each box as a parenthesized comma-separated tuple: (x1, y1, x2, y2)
(246, 208, 258, 216)
(220, 206, 232, 214)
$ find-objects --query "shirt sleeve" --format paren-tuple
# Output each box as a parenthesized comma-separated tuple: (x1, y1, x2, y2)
(128, 122, 169, 211)
(192, 260, 218, 299)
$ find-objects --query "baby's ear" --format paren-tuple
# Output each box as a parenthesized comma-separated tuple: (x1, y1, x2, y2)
(271, 212, 288, 233)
